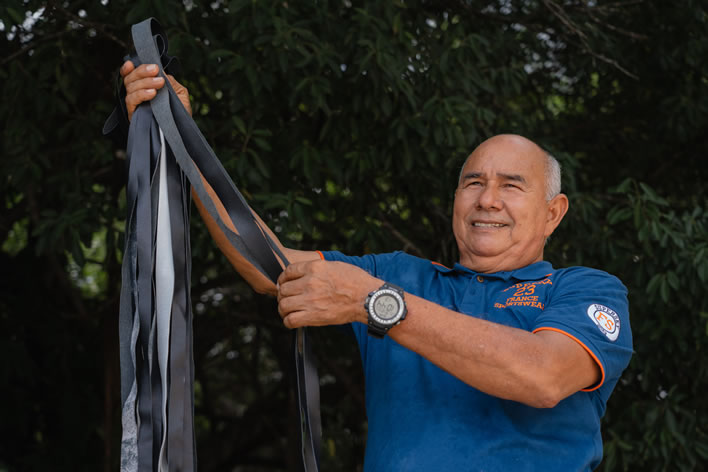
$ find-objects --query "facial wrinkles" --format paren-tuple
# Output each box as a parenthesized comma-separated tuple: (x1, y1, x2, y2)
(453, 140, 550, 271)
(465, 171, 532, 218)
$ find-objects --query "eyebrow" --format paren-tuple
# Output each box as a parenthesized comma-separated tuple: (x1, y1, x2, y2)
(461, 172, 528, 185)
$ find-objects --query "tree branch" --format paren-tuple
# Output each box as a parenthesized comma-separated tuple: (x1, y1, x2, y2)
(541, 0, 639, 80)
(47, 0, 129, 49)
(0, 30, 69, 66)
(377, 211, 425, 257)
(587, 12, 648, 41)
(1, 1, 129, 66)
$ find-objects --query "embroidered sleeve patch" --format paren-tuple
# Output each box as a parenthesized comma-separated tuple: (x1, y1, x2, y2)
(587, 304, 621, 341)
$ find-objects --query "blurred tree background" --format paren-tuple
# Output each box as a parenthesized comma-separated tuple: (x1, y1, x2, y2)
(1, 0, 707, 470)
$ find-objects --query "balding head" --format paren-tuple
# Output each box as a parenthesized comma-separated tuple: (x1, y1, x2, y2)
(459, 135, 561, 201)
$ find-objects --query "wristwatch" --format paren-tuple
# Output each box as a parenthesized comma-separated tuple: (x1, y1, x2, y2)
(365, 282, 407, 338)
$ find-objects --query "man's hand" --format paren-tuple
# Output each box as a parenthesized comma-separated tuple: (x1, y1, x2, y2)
(276, 260, 381, 329)
(120, 60, 192, 121)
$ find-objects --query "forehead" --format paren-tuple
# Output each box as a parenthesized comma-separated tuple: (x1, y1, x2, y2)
(461, 141, 546, 181)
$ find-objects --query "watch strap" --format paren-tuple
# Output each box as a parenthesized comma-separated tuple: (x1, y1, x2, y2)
(367, 322, 388, 339)
(381, 282, 403, 294)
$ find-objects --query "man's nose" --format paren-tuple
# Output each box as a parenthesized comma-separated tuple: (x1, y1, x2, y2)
(476, 185, 502, 210)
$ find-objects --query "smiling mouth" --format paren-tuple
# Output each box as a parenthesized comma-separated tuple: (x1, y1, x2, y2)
(472, 222, 506, 228)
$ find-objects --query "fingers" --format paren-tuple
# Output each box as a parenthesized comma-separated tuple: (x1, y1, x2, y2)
(278, 306, 332, 329)
(165, 74, 181, 90)
(276, 263, 323, 327)
(123, 63, 160, 85)
(120, 60, 192, 121)
(125, 88, 158, 118)
(122, 63, 165, 121)
(277, 292, 305, 319)
(277, 260, 317, 286)
(281, 311, 311, 329)
(119, 60, 134, 77)
(126, 76, 165, 97)
(276, 268, 314, 317)
(126, 76, 165, 99)
(166, 74, 193, 116)
(276, 260, 365, 328)
(124, 66, 165, 95)
(277, 292, 312, 330)
(276, 276, 308, 302)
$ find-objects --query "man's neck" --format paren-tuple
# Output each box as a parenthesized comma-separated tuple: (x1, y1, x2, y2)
(459, 253, 544, 274)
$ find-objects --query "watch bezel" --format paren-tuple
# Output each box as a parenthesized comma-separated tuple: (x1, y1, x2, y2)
(367, 287, 406, 326)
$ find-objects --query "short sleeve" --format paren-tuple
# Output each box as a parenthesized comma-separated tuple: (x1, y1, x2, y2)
(319, 250, 404, 279)
(533, 267, 633, 391)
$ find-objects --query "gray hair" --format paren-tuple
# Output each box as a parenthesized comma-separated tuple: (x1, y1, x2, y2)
(457, 150, 562, 201)
(544, 152, 561, 201)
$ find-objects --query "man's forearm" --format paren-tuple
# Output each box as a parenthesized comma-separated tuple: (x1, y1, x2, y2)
(388, 294, 601, 408)
(191, 174, 318, 296)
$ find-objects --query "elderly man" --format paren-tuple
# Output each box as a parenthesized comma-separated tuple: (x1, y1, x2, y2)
(122, 62, 633, 471)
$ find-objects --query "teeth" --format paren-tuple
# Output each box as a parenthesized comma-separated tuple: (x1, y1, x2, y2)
(473, 223, 505, 227)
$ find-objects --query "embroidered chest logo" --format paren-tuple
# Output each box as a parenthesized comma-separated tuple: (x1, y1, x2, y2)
(494, 279, 552, 310)
(587, 304, 621, 341)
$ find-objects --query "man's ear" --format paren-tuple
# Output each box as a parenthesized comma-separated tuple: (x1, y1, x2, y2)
(545, 193, 569, 237)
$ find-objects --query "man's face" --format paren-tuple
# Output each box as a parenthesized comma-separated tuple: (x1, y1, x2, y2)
(452, 135, 567, 273)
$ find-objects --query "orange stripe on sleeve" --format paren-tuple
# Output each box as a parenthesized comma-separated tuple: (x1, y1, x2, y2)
(431, 261, 450, 269)
(316, 250, 325, 261)
(533, 327, 605, 392)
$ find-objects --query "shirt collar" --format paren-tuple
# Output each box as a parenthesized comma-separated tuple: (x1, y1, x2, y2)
(431, 260, 554, 282)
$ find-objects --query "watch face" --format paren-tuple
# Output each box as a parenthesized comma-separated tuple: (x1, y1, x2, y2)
(373, 293, 400, 321)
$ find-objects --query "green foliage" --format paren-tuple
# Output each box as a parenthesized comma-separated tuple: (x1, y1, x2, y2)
(1, 0, 707, 470)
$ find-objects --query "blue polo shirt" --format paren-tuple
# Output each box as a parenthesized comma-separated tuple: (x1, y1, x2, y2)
(320, 250, 633, 472)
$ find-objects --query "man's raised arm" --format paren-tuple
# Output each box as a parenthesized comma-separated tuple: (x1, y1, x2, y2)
(121, 60, 320, 296)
